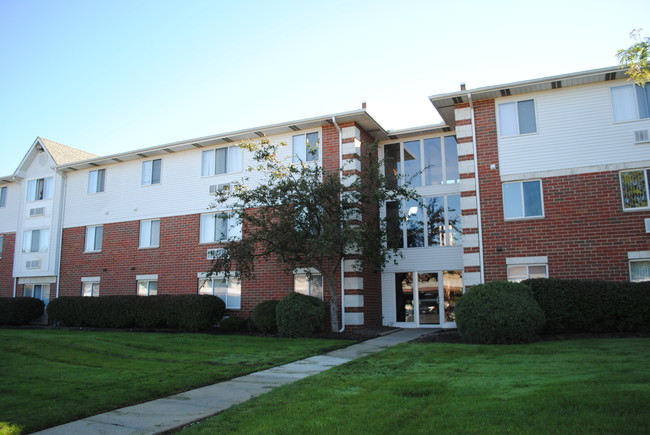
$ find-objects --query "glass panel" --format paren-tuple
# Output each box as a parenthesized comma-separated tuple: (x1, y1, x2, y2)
(228, 146, 243, 172)
(24, 285, 33, 297)
(447, 195, 462, 246)
(148, 281, 158, 296)
(306, 132, 319, 161)
(97, 170, 105, 193)
(88, 170, 97, 193)
(611, 85, 637, 121)
(507, 266, 527, 282)
(23, 231, 32, 253)
(0, 186, 6, 207)
(198, 278, 212, 295)
(33, 284, 43, 300)
(82, 282, 93, 297)
(503, 183, 523, 219)
(631, 261, 650, 282)
(31, 230, 40, 253)
(443, 270, 463, 323)
(85, 227, 94, 252)
(216, 215, 228, 241)
(395, 273, 414, 322)
(423, 137, 442, 185)
(137, 281, 148, 296)
(292, 134, 306, 163)
(215, 148, 227, 175)
(140, 221, 150, 247)
(621, 170, 649, 209)
(498, 102, 518, 136)
(142, 161, 152, 185)
(418, 272, 439, 325)
(637, 85, 650, 119)
(426, 196, 445, 247)
(403, 140, 421, 187)
(229, 214, 242, 240)
(385, 201, 402, 249)
(310, 275, 323, 300)
(200, 214, 213, 243)
(213, 277, 227, 303)
(517, 100, 537, 134)
(528, 265, 548, 279)
(384, 143, 401, 188)
(39, 229, 49, 252)
(405, 199, 424, 248)
(94, 226, 103, 251)
(294, 274, 309, 295)
(151, 160, 161, 184)
(202, 150, 215, 176)
(150, 220, 160, 247)
(43, 177, 53, 199)
(523, 180, 543, 217)
(27, 179, 36, 201)
(228, 278, 241, 309)
(444, 136, 459, 184)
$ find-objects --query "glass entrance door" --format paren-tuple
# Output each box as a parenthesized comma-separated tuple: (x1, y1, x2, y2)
(417, 273, 439, 325)
(394, 271, 463, 327)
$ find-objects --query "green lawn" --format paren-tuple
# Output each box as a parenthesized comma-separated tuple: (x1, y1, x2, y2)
(0, 329, 349, 433)
(183, 338, 650, 434)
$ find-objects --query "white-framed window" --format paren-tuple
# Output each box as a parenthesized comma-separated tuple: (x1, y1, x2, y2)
(620, 169, 649, 210)
(198, 273, 241, 309)
(137, 275, 158, 296)
(142, 159, 162, 185)
(611, 84, 650, 122)
(200, 212, 242, 243)
(22, 229, 49, 253)
(292, 132, 320, 163)
(503, 180, 544, 220)
(81, 277, 100, 297)
(139, 219, 160, 248)
(88, 169, 105, 193)
(0, 186, 7, 207)
(629, 251, 650, 282)
(201, 146, 243, 176)
(498, 99, 537, 136)
(0, 235, 3, 258)
(84, 225, 103, 252)
(294, 270, 323, 300)
(24, 283, 50, 304)
(27, 177, 53, 201)
(507, 264, 548, 282)
(386, 195, 462, 249)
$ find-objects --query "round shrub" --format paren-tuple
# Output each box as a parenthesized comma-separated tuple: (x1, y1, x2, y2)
(0, 297, 45, 325)
(252, 300, 279, 333)
(276, 292, 326, 338)
(455, 281, 545, 344)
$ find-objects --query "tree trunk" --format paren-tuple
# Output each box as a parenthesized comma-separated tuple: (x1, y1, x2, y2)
(325, 274, 339, 332)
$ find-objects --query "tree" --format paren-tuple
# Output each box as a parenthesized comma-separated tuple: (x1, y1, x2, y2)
(617, 29, 650, 86)
(208, 138, 418, 332)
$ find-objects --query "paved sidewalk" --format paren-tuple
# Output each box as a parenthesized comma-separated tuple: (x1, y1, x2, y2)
(35, 328, 430, 435)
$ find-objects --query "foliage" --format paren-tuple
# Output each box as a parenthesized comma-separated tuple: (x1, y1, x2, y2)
(617, 29, 650, 86)
(455, 281, 545, 344)
(208, 138, 418, 332)
(252, 300, 280, 333)
(47, 295, 225, 331)
(0, 297, 44, 325)
(219, 317, 250, 332)
(276, 292, 326, 338)
(523, 278, 650, 333)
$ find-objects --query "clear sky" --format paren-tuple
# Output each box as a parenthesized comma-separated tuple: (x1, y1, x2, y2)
(0, 0, 647, 175)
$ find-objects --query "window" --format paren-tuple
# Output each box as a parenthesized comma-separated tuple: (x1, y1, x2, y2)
(294, 272, 323, 300)
(507, 264, 548, 282)
(386, 195, 462, 249)
(84, 225, 103, 252)
(292, 132, 320, 163)
(139, 219, 160, 248)
(630, 261, 650, 282)
(383, 136, 459, 187)
(82, 278, 100, 297)
(22, 229, 49, 253)
(24, 283, 49, 303)
(0, 186, 7, 207)
(611, 84, 650, 122)
(88, 169, 105, 193)
(503, 180, 543, 219)
(198, 274, 241, 309)
(201, 146, 243, 176)
(141, 159, 161, 185)
(620, 169, 649, 210)
(498, 99, 537, 136)
(137, 276, 158, 296)
(27, 177, 53, 201)
(200, 213, 242, 243)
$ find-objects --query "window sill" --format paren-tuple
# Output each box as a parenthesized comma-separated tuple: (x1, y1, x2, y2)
(504, 215, 545, 222)
(138, 246, 160, 250)
(84, 250, 102, 254)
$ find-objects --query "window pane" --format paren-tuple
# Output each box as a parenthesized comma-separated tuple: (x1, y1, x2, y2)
(150, 220, 160, 247)
(631, 261, 650, 282)
(27, 180, 36, 201)
(447, 194, 463, 246)
(228, 146, 243, 172)
(611, 85, 637, 121)
(200, 214, 213, 243)
(444, 136, 459, 184)
(621, 170, 648, 209)
(137, 281, 148, 296)
(498, 102, 518, 136)
(403, 140, 421, 187)
(386, 201, 402, 249)
(140, 220, 151, 247)
(292, 134, 306, 162)
(85, 227, 94, 252)
(294, 274, 309, 295)
(306, 132, 319, 161)
(43, 177, 53, 199)
(142, 161, 152, 185)
(94, 226, 103, 251)
(523, 180, 543, 217)
(423, 138, 442, 185)
(426, 196, 445, 247)
(507, 266, 527, 282)
(97, 169, 105, 193)
(215, 148, 227, 175)
(148, 281, 158, 296)
(216, 215, 228, 241)
(310, 275, 323, 300)
(88, 170, 98, 193)
(229, 214, 242, 240)
(228, 278, 241, 309)
(384, 143, 401, 188)
(503, 183, 523, 219)
(31, 229, 40, 252)
(40, 229, 49, 252)
(637, 85, 650, 119)
(528, 265, 548, 279)
(406, 199, 424, 248)
(198, 278, 212, 295)
(202, 150, 215, 176)
(23, 231, 32, 253)
(517, 100, 537, 134)
(0, 186, 6, 207)
(151, 160, 161, 184)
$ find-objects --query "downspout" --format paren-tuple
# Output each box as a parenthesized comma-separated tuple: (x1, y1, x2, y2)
(332, 115, 346, 332)
(467, 92, 485, 284)
(13, 277, 17, 298)
(54, 170, 67, 299)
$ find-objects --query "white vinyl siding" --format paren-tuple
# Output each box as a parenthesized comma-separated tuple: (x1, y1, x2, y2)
(27, 177, 53, 201)
(198, 275, 241, 309)
(84, 225, 103, 252)
(88, 169, 105, 193)
(611, 84, 650, 122)
(139, 219, 160, 248)
(200, 213, 241, 243)
(498, 99, 537, 136)
(201, 146, 243, 176)
(292, 132, 320, 163)
(23, 229, 49, 253)
(141, 159, 162, 185)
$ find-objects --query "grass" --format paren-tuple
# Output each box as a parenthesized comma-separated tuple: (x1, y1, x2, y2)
(182, 338, 650, 434)
(0, 329, 350, 433)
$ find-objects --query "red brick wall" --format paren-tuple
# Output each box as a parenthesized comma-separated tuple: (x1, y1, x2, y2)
(473, 99, 650, 281)
(0, 233, 15, 297)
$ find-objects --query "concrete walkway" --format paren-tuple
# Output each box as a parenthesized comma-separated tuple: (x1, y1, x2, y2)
(35, 329, 430, 435)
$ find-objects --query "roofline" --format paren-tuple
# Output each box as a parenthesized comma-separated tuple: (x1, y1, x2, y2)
(386, 122, 450, 135)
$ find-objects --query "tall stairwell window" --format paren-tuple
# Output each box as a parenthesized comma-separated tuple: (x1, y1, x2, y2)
(27, 177, 53, 201)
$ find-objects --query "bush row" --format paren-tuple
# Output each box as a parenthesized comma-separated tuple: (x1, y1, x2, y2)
(47, 295, 225, 331)
(0, 297, 45, 325)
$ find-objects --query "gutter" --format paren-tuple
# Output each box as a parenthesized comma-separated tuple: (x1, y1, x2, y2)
(332, 115, 346, 332)
(467, 92, 485, 284)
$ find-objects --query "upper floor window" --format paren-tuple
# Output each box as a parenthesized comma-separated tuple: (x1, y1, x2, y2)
(27, 177, 53, 201)
(503, 180, 543, 220)
(23, 228, 49, 253)
(620, 169, 649, 210)
(139, 219, 160, 248)
(611, 84, 650, 122)
(386, 195, 462, 249)
(201, 146, 243, 176)
(142, 159, 161, 185)
(84, 225, 103, 252)
(0, 186, 7, 207)
(293, 132, 320, 163)
(200, 212, 242, 243)
(498, 99, 537, 136)
(88, 169, 105, 193)
(384, 136, 459, 187)
(199, 274, 241, 309)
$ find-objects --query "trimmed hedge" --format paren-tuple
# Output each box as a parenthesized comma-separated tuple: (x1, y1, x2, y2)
(252, 300, 279, 333)
(276, 292, 326, 338)
(523, 278, 650, 333)
(47, 295, 225, 331)
(455, 281, 545, 344)
(0, 297, 45, 325)
(219, 317, 250, 332)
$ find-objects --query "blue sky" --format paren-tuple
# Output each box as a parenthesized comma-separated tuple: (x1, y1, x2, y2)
(0, 0, 647, 175)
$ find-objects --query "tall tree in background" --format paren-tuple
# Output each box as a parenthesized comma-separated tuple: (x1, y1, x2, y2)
(618, 29, 650, 85)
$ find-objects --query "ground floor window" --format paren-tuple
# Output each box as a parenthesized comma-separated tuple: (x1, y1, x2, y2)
(137, 275, 158, 296)
(24, 283, 50, 304)
(630, 261, 650, 282)
(506, 257, 548, 282)
(294, 271, 323, 300)
(198, 274, 241, 309)
(82, 278, 100, 297)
